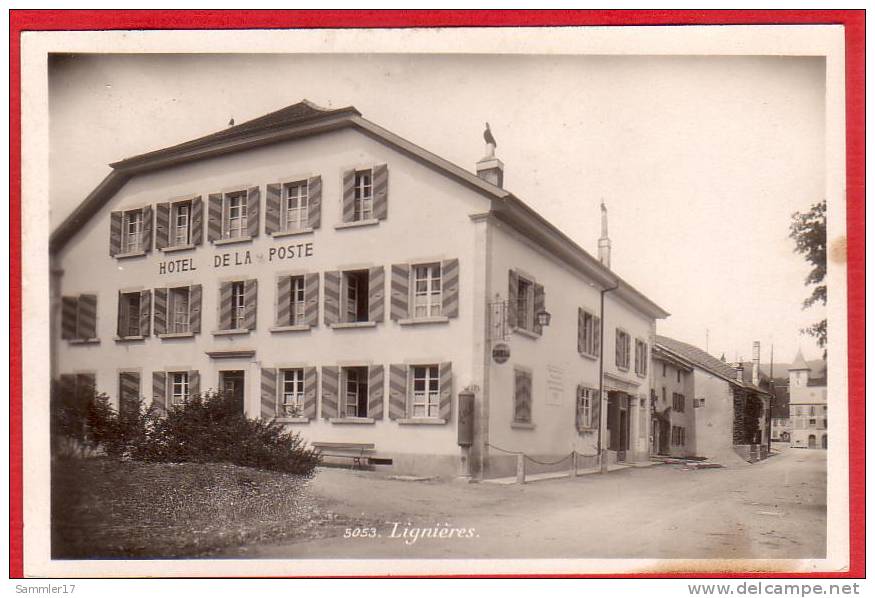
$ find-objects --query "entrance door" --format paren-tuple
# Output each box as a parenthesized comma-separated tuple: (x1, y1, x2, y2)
(607, 392, 630, 460)
(821, 434, 827, 449)
(658, 421, 670, 455)
(807, 434, 816, 449)
(220, 370, 245, 413)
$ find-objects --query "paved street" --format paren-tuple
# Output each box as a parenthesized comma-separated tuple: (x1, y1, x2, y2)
(225, 447, 826, 559)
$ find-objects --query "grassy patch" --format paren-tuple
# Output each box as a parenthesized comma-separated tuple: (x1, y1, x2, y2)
(52, 457, 333, 558)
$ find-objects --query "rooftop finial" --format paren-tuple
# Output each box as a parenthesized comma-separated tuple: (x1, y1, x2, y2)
(483, 122, 497, 159)
(598, 200, 611, 269)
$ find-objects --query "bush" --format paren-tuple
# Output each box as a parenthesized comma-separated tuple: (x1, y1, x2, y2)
(50, 380, 320, 475)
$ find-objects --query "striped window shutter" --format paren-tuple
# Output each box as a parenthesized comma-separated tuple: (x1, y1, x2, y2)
(151, 371, 167, 414)
(321, 366, 339, 419)
(368, 266, 385, 323)
(390, 263, 410, 321)
(61, 296, 78, 340)
(77, 294, 97, 339)
(303, 367, 318, 419)
(591, 391, 603, 431)
(577, 308, 585, 354)
(593, 316, 601, 357)
(189, 370, 200, 398)
(247, 186, 260, 238)
(243, 279, 258, 330)
(507, 269, 519, 329)
(207, 193, 223, 242)
(219, 282, 233, 330)
(119, 371, 140, 417)
(367, 365, 384, 420)
(139, 290, 152, 337)
(341, 169, 355, 223)
(76, 373, 96, 398)
(260, 368, 277, 419)
(441, 259, 459, 318)
(439, 362, 453, 421)
(155, 203, 170, 249)
(307, 176, 322, 229)
(533, 283, 545, 336)
(189, 284, 202, 334)
(190, 197, 204, 246)
(141, 206, 153, 252)
(373, 164, 389, 220)
(513, 369, 532, 423)
(323, 271, 340, 325)
(265, 184, 281, 235)
(109, 211, 122, 256)
(615, 330, 622, 367)
(388, 363, 408, 420)
(116, 292, 125, 337)
(153, 288, 167, 335)
(304, 273, 319, 327)
(276, 276, 291, 326)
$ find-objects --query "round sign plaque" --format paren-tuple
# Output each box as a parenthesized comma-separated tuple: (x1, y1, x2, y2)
(492, 342, 511, 364)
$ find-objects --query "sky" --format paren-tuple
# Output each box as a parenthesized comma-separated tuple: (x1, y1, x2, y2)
(48, 53, 827, 364)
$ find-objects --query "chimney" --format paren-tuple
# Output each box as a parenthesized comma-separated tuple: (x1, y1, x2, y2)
(752, 341, 761, 387)
(735, 362, 744, 382)
(598, 201, 611, 269)
(476, 157, 504, 188)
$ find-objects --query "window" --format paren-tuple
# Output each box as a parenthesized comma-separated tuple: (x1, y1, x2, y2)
(289, 276, 306, 325)
(230, 281, 246, 329)
(342, 366, 369, 418)
(343, 270, 370, 323)
(225, 192, 247, 239)
(672, 392, 685, 412)
(677, 369, 682, 383)
(169, 287, 191, 334)
(172, 201, 191, 246)
(634, 339, 648, 376)
(282, 181, 309, 232)
(411, 365, 440, 418)
(663, 363, 667, 377)
(62, 294, 98, 341)
(413, 263, 442, 318)
(281, 368, 305, 417)
(671, 426, 686, 446)
(809, 405, 816, 416)
(353, 170, 373, 221)
(576, 387, 597, 430)
(661, 387, 667, 403)
(122, 209, 144, 253)
(516, 277, 533, 331)
(170, 371, 189, 405)
(578, 308, 600, 357)
(513, 369, 533, 424)
(615, 329, 631, 370)
(118, 292, 142, 337)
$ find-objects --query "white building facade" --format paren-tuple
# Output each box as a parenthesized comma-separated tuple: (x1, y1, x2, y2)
(51, 101, 668, 479)
(787, 350, 828, 449)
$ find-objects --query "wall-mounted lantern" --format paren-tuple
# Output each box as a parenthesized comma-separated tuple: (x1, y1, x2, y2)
(536, 309, 552, 328)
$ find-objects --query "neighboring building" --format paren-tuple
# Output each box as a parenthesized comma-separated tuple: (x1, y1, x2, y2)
(653, 336, 773, 463)
(787, 350, 828, 449)
(649, 345, 695, 457)
(771, 417, 791, 443)
(50, 100, 669, 479)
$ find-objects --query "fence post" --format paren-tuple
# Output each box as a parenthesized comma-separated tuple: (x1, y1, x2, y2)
(516, 453, 526, 484)
(569, 451, 578, 479)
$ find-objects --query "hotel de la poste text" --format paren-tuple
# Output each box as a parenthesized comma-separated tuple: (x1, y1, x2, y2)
(50, 101, 774, 479)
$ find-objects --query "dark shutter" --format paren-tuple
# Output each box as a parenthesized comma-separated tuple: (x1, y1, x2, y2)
(439, 362, 453, 421)
(321, 366, 339, 419)
(513, 369, 532, 423)
(77, 294, 97, 339)
(119, 372, 140, 417)
(533, 283, 545, 336)
(368, 266, 385, 323)
(276, 276, 291, 326)
(190, 196, 204, 246)
(153, 288, 167, 335)
(323, 271, 340, 326)
(155, 203, 170, 250)
(189, 284, 202, 334)
(109, 211, 122, 256)
(265, 183, 281, 235)
(341, 169, 355, 223)
(591, 391, 602, 431)
(116, 292, 126, 337)
(593, 316, 601, 357)
(151, 371, 167, 414)
(442, 259, 459, 318)
(189, 370, 200, 398)
(219, 282, 233, 330)
(390, 263, 410, 321)
(261, 368, 277, 419)
(367, 365, 384, 420)
(507, 269, 519, 330)
(372, 163, 389, 220)
(388, 363, 407, 420)
(304, 273, 319, 327)
(141, 206, 153, 252)
(61, 296, 78, 340)
(307, 175, 322, 229)
(139, 290, 152, 337)
(577, 308, 585, 354)
(243, 279, 258, 330)
(207, 193, 223, 242)
(246, 186, 260, 238)
(303, 367, 318, 419)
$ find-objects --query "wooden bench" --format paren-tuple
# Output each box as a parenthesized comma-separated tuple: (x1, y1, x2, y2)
(312, 442, 376, 469)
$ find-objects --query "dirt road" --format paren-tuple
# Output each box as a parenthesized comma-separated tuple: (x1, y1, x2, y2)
(224, 448, 825, 560)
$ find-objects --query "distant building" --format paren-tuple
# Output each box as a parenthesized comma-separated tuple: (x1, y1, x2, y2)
(787, 350, 827, 449)
(650, 345, 695, 457)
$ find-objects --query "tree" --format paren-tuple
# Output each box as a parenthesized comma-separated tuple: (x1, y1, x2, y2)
(789, 199, 826, 356)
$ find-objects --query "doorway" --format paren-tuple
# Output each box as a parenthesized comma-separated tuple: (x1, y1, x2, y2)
(606, 392, 630, 461)
(821, 434, 827, 449)
(807, 434, 816, 449)
(220, 370, 245, 413)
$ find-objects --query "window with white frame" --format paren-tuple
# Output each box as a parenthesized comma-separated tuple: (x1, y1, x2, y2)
(579, 309, 598, 356)
(225, 192, 248, 239)
(122, 209, 144, 253)
(411, 365, 440, 418)
(169, 287, 190, 334)
(172, 201, 192, 246)
(289, 276, 306, 325)
(671, 425, 686, 446)
(282, 181, 309, 232)
(281, 368, 305, 417)
(170, 371, 190, 405)
(576, 386, 596, 430)
(230, 281, 246, 329)
(119, 291, 141, 337)
(353, 170, 373, 221)
(516, 276, 533, 331)
(342, 366, 369, 418)
(413, 263, 442, 318)
(342, 270, 370, 323)
(672, 392, 685, 412)
(634, 339, 648, 376)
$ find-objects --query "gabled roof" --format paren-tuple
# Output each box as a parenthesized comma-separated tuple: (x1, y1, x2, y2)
(50, 100, 669, 320)
(788, 349, 811, 371)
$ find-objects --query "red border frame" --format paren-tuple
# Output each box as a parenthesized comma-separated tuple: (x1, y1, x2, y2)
(9, 9, 865, 579)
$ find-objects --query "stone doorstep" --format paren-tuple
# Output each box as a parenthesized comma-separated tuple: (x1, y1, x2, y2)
(482, 463, 632, 485)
